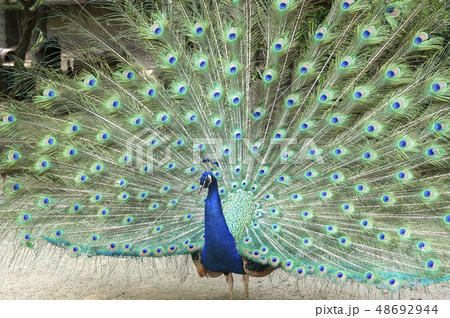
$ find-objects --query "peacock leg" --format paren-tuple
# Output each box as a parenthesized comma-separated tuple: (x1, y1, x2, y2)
(242, 274, 249, 300)
(225, 272, 233, 300)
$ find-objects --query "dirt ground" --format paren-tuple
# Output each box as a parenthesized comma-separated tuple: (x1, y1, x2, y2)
(0, 246, 448, 300)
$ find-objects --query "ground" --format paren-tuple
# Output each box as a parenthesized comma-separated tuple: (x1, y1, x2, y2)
(0, 246, 448, 300)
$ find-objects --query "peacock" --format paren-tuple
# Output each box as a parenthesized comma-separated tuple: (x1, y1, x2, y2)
(0, 0, 449, 300)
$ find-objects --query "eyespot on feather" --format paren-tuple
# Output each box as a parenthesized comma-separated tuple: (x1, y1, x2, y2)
(151, 24, 163, 36)
(319, 91, 332, 103)
(365, 272, 375, 283)
(397, 227, 410, 238)
(263, 69, 275, 83)
(299, 62, 311, 75)
(43, 89, 56, 98)
(269, 256, 280, 267)
(341, 203, 354, 213)
(390, 99, 405, 111)
(140, 248, 150, 256)
(417, 241, 430, 252)
(211, 88, 222, 101)
(227, 62, 239, 75)
(340, 56, 353, 69)
(273, 38, 285, 52)
(277, 0, 290, 11)
(227, 27, 238, 41)
(361, 26, 375, 39)
(145, 87, 156, 98)
(385, 67, 400, 79)
(387, 278, 400, 288)
(425, 259, 438, 271)
(84, 76, 97, 87)
(193, 22, 205, 36)
(336, 271, 346, 282)
(315, 27, 327, 40)
(386, 6, 400, 17)
(413, 32, 428, 46)
(353, 88, 367, 100)
(378, 232, 389, 242)
(341, 0, 354, 10)
(230, 93, 241, 106)
(197, 57, 208, 70)
(431, 81, 447, 93)
(122, 70, 134, 80)
(3, 114, 15, 123)
(295, 267, 306, 278)
(166, 53, 177, 65)
(176, 83, 187, 95)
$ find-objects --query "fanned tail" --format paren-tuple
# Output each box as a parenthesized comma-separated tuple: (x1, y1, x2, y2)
(0, 0, 449, 290)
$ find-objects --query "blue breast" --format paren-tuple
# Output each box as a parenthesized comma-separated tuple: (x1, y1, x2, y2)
(200, 180, 245, 274)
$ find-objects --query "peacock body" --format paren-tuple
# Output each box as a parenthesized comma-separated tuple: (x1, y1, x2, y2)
(0, 0, 449, 299)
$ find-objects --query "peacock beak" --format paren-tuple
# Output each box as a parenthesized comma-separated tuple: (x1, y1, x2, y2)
(198, 185, 204, 195)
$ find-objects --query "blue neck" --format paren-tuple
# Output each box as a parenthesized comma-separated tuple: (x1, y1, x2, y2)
(200, 180, 245, 274)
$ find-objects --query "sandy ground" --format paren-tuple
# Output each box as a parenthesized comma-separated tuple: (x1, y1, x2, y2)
(0, 245, 448, 300)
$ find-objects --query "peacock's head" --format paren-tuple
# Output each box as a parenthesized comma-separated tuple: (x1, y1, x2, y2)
(199, 171, 216, 194)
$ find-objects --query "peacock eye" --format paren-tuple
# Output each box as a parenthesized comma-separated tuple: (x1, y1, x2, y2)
(203, 174, 213, 188)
